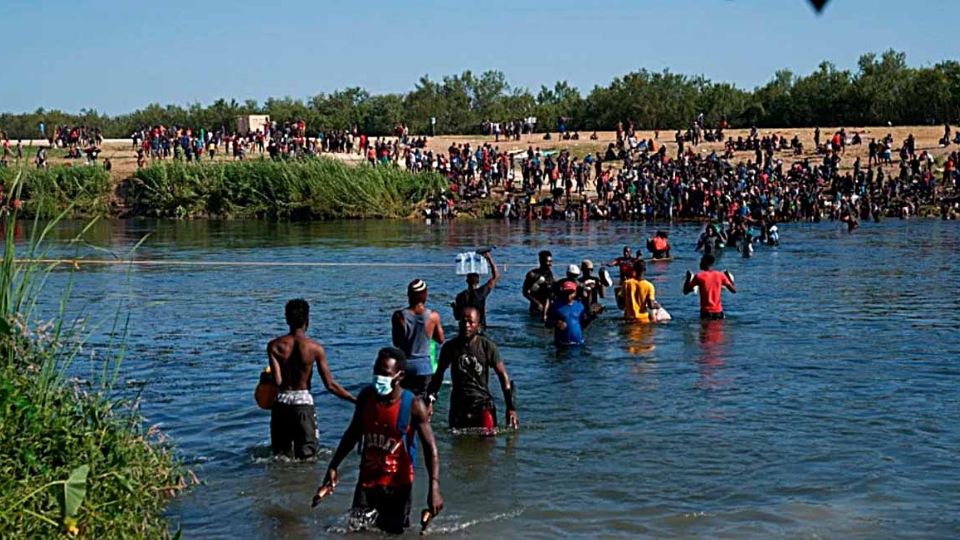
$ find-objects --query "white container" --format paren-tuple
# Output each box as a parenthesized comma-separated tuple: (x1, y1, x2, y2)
(455, 252, 490, 275)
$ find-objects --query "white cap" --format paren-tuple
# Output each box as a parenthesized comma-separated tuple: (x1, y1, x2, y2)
(567, 264, 581, 277)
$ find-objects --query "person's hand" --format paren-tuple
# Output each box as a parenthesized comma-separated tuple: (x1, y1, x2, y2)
(556, 320, 567, 331)
(506, 410, 519, 429)
(427, 485, 444, 517)
(322, 468, 338, 489)
(313, 469, 338, 507)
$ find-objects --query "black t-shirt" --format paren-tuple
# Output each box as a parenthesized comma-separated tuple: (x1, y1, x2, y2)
(453, 284, 492, 326)
(523, 268, 554, 309)
(440, 335, 501, 416)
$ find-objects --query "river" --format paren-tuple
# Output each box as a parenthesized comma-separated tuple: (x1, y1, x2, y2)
(35, 218, 960, 538)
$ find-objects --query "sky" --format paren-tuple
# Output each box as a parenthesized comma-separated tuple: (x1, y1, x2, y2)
(0, 0, 954, 115)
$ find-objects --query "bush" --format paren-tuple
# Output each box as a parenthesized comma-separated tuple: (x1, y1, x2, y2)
(0, 175, 188, 538)
(129, 157, 447, 219)
(0, 166, 112, 218)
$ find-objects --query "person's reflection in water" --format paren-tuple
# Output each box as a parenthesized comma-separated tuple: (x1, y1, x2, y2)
(622, 322, 658, 378)
(696, 320, 730, 391)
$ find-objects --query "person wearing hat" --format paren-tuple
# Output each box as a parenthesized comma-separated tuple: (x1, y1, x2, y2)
(545, 279, 597, 346)
(546, 263, 582, 312)
(577, 259, 606, 314)
(452, 250, 499, 329)
(391, 279, 445, 395)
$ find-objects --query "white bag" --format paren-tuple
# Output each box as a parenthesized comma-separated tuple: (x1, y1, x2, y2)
(648, 306, 672, 322)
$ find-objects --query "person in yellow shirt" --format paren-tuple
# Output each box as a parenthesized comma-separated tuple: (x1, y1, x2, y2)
(622, 260, 658, 323)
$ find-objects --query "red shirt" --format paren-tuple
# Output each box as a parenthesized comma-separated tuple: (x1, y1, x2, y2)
(693, 270, 732, 314)
(359, 392, 415, 488)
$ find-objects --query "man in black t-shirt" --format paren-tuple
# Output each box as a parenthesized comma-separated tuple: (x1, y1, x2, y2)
(426, 308, 518, 433)
(452, 251, 499, 328)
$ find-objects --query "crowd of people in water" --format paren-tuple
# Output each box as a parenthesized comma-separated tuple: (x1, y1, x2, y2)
(258, 226, 760, 534)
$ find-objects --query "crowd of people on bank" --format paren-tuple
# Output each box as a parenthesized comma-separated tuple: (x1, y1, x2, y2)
(5, 116, 960, 220)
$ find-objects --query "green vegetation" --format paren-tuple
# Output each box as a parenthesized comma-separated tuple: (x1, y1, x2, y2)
(0, 176, 188, 537)
(128, 157, 448, 219)
(2, 50, 959, 136)
(0, 166, 113, 218)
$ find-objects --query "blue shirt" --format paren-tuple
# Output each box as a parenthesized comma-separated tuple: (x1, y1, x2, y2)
(547, 301, 586, 346)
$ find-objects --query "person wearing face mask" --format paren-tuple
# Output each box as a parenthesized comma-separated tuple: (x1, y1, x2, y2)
(425, 307, 519, 433)
(314, 347, 444, 534)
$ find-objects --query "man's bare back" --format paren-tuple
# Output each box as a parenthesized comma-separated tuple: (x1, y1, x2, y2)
(268, 332, 321, 391)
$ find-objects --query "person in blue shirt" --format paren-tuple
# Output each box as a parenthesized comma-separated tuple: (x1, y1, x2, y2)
(545, 280, 597, 346)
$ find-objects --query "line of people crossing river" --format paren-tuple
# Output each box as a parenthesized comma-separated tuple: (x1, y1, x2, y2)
(258, 226, 760, 534)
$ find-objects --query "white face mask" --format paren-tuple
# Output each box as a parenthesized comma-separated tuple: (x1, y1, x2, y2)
(373, 374, 396, 396)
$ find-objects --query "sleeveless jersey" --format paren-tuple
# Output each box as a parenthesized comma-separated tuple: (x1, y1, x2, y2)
(359, 389, 417, 489)
(396, 308, 433, 376)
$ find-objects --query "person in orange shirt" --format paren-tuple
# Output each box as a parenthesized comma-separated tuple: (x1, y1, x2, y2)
(622, 260, 658, 323)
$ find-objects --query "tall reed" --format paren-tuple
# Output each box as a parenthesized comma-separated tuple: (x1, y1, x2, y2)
(0, 166, 113, 218)
(0, 171, 188, 537)
(129, 157, 447, 219)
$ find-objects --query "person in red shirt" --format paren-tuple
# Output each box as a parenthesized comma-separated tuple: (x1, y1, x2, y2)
(683, 254, 736, 320)
(315, 348, 443, 534)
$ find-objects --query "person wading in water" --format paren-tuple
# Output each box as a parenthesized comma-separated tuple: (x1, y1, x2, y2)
(426, 307, 518, 433)
(392, 280, 444, 395)
(314, 347, 444, 534)
(452, 250, 499, 329)
(522, 250, 554, 318)
(266, 299, 355, 459)
(683, 254, 737, 320)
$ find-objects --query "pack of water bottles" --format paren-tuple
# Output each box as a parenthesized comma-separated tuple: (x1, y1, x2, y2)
(455, 248, 492, 275)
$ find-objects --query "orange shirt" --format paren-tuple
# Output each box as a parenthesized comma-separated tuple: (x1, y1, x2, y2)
(623, 278, 655, 321)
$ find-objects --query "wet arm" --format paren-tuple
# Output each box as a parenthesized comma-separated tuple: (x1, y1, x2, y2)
(493, 361, 515, 412)
(267, 342, 282, 386)
(424, 346, 452, 398)
(390, 310, 404, 348)
(413, 399, 441, 491)
(431, 312, 445, 343)
(683, 274, 697, 295)
(484, 253, 499, 289)
(316, 346, 356, 403)
(328, 400, 363, 472)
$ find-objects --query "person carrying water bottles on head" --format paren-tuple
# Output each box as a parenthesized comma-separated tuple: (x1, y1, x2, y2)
(313, 347, 443, 534)
(546, 280, 598, 346)
(452, 250, 499, 329)
(392, 280, 444, 396)
(426, 307, 519, 434)
(683, 254, 737, 320)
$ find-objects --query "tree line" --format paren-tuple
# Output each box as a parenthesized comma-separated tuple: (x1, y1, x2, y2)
(2, 50, 959, 139)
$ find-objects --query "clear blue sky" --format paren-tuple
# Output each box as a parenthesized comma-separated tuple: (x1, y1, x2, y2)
(0, 0, 952, 115)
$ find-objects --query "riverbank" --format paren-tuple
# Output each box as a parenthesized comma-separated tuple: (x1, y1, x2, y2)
(0, 189, 190, 537)
(3, 125, 957, 220)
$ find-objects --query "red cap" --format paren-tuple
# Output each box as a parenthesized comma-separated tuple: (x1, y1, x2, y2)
(561, 280, 578, 293)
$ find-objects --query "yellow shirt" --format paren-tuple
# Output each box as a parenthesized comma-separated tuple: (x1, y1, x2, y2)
(623, 278, 655, 321)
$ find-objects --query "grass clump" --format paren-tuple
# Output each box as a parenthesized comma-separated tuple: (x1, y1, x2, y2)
(128, 157, 447, 219)
(0, 175, 189, 538)
(0, 166, 113, 218)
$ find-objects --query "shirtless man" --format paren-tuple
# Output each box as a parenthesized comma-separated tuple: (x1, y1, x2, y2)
(267, 299, 355, 459)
